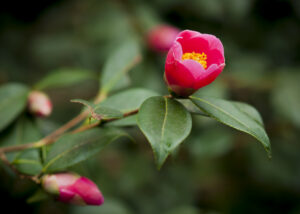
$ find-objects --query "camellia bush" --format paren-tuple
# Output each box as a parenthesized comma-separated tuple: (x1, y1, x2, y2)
(0, 28, 271, 206)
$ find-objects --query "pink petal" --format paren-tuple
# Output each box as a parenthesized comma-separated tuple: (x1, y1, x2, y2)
(71, 177, 104, 205)
(165, 60, 196, 88)
(201, 34, 224, 56)
(178, 37, 210, 54)
(194, 63, 225, 89)
(206, 49, 225, 67)
(165, 41, 183, 63)
(55, 173, 78, 187)
(181, 59, 206, 82)
(175, 30, 201, 41)
(59, 188, 76, 203)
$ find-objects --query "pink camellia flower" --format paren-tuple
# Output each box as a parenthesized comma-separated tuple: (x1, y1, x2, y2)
(28, 91, 52, 117)
(41, 172, 104, 206)
(147, 25, 180, 52)
(164, 30, 225, 97)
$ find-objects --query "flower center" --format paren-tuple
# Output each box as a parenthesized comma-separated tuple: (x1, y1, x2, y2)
(182, 52, 207, 69)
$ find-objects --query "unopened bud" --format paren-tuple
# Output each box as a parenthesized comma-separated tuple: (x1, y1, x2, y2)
(28, 91, 52, 117)
(41, 172, 104, 206)
(147, 25, 180, 52)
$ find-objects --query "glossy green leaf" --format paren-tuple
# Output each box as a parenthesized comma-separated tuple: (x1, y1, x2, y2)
(190, 95, 271, 157)
(35, 68, 95, 90)
(98, 88, 159, 113)
(0, 83, 29, 131)
(137, 96, 192, 169)
(107, 115, 137, 127)
(71, 99, 123, 120)
(43, 127, 128, 172)
(93, 106, 123, 120)
(100, 40, 141, 94)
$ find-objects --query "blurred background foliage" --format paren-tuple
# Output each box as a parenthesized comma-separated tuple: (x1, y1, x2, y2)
(0, 0, 300, 213)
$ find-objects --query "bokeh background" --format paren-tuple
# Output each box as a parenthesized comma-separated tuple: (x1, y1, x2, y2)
(0, 0, 300, 213)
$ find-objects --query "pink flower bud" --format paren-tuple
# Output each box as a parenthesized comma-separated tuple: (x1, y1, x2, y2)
(41, 173, 104, 206)
(147, 25, 180, 52)
(165, 30, 225, 97)
(28, 91, 52, 117)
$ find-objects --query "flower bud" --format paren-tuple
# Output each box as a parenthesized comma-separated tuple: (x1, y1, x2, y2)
(41, 173, 104, 206)
(165, 30, 225, 97)
(28, 91, 52, 117)
(147, 25, 180, 52)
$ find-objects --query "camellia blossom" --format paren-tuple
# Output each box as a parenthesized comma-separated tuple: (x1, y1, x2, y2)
(147, 25, 180, 52)
(164, 30, 225, 97)
(28, 91, 52, 117)
(42, 172, 104, 206)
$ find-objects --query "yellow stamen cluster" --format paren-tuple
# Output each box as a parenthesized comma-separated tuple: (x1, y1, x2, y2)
(182, 52, 207, 69)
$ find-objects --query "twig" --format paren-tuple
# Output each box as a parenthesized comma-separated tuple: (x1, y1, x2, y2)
(0, 108, 139, 153)
(0, 92, 107, 154)
(0, 152, 40, 183)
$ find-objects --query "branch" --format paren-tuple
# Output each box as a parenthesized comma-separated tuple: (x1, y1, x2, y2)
(0, 152, 40, 183)
(0, 92, 107, 154)
(0, 108, 139, 153)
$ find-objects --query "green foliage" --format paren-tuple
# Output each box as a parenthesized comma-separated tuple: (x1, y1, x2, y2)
(137, 96, 192, 168)
(43, 127, 128, 172)
(0, 116, 42, 175)
(93, 107, 123, 120)
(106, 115, 138, 127)
(100, 40, 141, 94)
(98, 88, 159, 112)
(0, 83, 29, 131)
(70, 99, 95, 109)
(34, 68, 96, 90)
(190, 95, 271, 157)
(71, 98, 123, 120)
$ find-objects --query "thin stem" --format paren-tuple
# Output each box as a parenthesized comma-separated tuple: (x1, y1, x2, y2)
(0, 152, 39, 183)
(0, 107, 139, 154)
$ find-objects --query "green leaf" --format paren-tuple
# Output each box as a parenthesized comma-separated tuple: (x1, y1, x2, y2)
(0, 83, 29, 131)
(71, 99, 123, 120)
(190, 95, 271, 157)
(107, 115, 137, 127)
(0, 116, 43, 175)
(43, 127, 128, 172)
(137, 96, 192, 169)
(35, 68, 95, 90)
(13, 150, 43, 175)
(93, 107, 123, 120)
(100, 40, 141, 94)
(98, 88, 159, 113)
(27, 189, 49, 204)
(71, 99, 95, 109)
